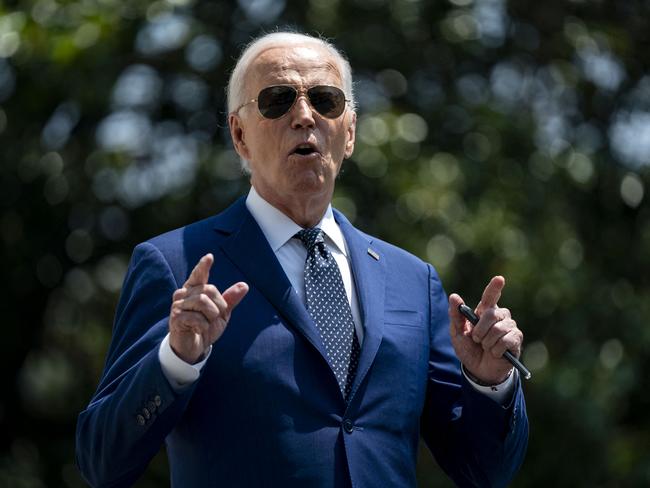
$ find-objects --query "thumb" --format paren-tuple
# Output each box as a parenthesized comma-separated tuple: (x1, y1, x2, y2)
(448, 293, 469, 338)
(222, 282, 249, 311)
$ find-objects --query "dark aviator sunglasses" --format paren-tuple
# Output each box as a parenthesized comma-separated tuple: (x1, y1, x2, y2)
(233, 85, 351, 120)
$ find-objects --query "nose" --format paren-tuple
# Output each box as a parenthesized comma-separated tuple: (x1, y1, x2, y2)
(290, 95, 316, 129)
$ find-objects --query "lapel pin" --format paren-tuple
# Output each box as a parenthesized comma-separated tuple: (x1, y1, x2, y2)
(367, 248, 379, 261)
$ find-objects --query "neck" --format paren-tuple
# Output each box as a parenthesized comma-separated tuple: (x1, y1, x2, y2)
(252, 183, 330, 228)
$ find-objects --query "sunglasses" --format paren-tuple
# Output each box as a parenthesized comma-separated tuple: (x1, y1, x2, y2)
(233, 85, 350, 120)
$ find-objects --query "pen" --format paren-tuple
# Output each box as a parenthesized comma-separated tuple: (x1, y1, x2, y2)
(458, 303, 532, 380)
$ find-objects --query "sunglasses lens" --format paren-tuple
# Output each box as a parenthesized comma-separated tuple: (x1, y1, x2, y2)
(308, 86, 346, 118)
(256, 85, 347, 119)
(257, 86, 297, 119)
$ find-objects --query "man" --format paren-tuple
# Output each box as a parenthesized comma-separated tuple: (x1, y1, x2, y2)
(76, 32, 528, 487)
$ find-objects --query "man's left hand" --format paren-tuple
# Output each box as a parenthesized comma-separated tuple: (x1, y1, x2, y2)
(448, 276, 523, 385)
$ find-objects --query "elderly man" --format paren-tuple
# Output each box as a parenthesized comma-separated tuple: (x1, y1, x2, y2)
(76, 32, 528, 487)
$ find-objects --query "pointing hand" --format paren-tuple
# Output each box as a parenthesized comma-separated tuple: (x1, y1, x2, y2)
(448, 276, 523, 384)
(169, 254, 249, 364)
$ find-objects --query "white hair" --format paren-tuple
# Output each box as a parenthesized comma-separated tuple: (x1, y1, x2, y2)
(227, 31, 356, 115)
(226, 32, 356, 173)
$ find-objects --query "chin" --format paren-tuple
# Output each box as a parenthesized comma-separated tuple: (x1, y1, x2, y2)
(285, 156, 337, 195)
(288, 170, 334, 195)
(292, 176, 325, 193)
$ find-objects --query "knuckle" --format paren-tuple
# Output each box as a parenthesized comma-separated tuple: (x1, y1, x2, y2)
(483, 308, 497, 322)
(498, 321, 512, 333)
(215, 296, 228, 310)
(475, 324, 490, 337)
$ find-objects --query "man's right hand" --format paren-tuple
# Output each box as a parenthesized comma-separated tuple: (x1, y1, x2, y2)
(169, 253, 249, 364)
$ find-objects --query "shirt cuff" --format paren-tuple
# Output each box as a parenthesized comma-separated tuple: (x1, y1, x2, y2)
(158, 333, 211, 391)
(462, 365, 517, 406)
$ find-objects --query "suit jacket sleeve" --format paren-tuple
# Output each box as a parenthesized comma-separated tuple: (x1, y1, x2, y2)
(420, 264, 529, 487)
(75, 242, 196, 488)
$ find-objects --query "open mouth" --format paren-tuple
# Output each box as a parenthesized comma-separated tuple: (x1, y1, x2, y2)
(291, 143, 320, 157)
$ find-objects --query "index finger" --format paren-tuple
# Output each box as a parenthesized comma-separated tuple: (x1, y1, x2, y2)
(476, 275, 506, 314)
(184, 253, 214, 287)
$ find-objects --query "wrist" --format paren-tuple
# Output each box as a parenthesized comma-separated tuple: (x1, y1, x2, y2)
(462, 365, 513, 386)
(169, 338, 204, 365)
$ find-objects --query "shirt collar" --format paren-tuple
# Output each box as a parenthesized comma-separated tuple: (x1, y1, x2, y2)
(245, 186, 347, 256)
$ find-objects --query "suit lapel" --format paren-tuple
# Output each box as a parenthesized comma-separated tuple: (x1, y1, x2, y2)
(335, 211, 386, 399)
(215, 200, 330, 362)
(215, 200, 387, 400)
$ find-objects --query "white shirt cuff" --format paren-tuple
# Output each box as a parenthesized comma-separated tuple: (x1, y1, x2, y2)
(462, 365, 517, 405)
(158, 333, 211, 391)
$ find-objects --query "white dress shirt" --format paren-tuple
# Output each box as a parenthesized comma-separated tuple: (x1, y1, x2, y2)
(158, 186, 515, 402)
(244, 186, 364, 343)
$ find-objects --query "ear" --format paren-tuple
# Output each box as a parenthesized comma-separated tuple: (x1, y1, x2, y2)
(343, 111, 356, 159)
(229, 113, 251, 160)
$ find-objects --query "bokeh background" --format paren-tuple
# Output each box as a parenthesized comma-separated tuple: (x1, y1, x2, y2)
(2, 0, 649, 486)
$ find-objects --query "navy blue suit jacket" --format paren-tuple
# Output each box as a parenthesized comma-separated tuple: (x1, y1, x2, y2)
(76, 197, 528, 487)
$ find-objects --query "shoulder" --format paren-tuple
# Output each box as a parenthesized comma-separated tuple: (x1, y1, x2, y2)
(364, 230, 422, 262)
(129, 197, 248, 280)
(363, 231, 441, 291)
(144, 197, 247, 254)
(334, 208, 436, 283)
(334, 209, 425, 265)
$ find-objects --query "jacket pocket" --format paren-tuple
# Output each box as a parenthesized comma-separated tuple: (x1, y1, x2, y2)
(384, 310, 423, 328)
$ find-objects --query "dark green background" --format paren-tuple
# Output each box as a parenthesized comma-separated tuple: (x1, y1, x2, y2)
(2, 0, 649, 486)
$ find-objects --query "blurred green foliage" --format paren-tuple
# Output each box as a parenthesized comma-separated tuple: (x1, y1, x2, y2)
(1, 0, 649, 486)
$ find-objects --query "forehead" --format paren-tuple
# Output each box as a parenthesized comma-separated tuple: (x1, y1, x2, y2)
(246, 45, 343, 89)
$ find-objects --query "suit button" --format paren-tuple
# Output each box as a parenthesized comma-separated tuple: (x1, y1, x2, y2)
(154, 395, 162, 407)
(142, 408, 151, 420)
(342, 419, 354, 434)
(136, 414, 146, 426)
(147, 401, 157, 413)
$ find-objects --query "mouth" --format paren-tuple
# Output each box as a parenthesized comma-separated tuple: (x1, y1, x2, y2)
(289, 142, 321, 158)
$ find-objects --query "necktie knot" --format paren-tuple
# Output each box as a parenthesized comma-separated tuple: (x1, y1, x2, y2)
(296, 228, 324, 252)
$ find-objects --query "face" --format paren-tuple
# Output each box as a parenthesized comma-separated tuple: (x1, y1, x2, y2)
(229, 45, 356, 217)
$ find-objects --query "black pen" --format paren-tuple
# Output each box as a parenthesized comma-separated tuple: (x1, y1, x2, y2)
(458, 303, 532, 380)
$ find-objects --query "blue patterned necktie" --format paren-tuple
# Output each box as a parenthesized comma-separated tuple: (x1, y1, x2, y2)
(296, 228, 360, 398)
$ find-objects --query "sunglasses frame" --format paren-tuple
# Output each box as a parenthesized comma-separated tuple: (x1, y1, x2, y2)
(232, 84, 351, 120)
